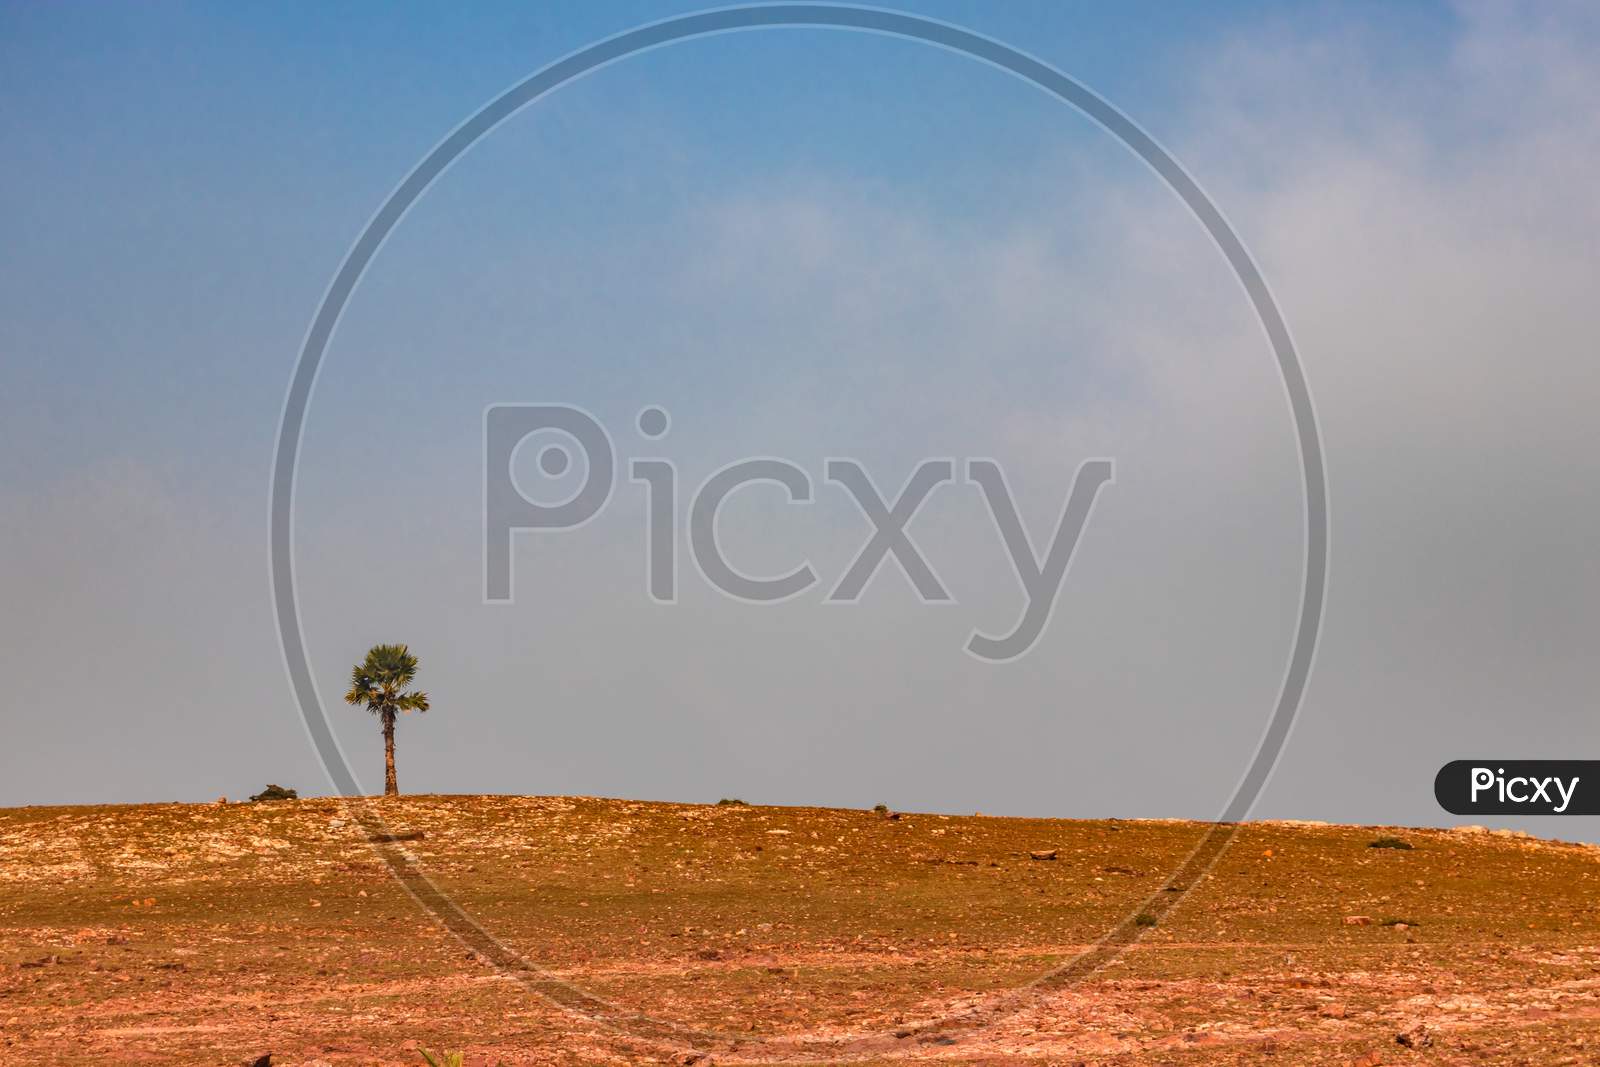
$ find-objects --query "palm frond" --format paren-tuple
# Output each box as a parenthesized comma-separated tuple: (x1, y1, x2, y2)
(396, 691, 430, 713)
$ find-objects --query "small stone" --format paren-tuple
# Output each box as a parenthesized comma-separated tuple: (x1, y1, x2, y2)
(1395, 1021, 1433, 1048)
(1343, 915, 1373, 926)
(1029, 849, 1059, 861)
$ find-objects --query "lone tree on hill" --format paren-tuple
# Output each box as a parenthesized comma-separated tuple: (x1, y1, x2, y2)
(344, 643, 429, 797)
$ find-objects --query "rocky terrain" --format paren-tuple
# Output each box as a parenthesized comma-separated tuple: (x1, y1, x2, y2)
(3, 795, 1599, 1064)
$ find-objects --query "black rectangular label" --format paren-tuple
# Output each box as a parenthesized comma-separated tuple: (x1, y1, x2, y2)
(1435, 760, 1598, 815)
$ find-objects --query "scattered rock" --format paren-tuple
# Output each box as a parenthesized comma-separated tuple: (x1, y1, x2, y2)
(1029, 849, 1059, 861)
(1396, 1021, 1433, 1048)
(1319, 1003, 1348, 1019)
(1343, 915, 1374, 926)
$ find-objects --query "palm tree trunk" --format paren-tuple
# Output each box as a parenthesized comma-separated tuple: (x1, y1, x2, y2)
(382, 711, 398, 797)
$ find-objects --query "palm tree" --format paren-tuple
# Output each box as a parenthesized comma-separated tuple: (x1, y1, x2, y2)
(344, 644, 429, 797)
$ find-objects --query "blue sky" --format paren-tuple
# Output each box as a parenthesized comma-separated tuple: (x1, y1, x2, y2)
(0, 0, 1457, 490)
(3, 2, 1597, 838)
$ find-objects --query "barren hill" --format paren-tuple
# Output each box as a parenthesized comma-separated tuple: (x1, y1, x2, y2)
(3, 796, 1599, 1064)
